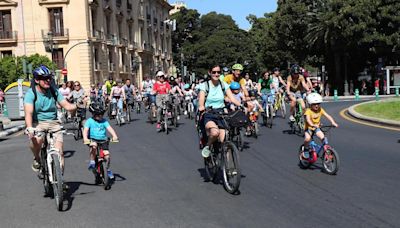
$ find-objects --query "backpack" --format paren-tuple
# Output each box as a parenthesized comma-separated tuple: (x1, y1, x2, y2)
(30, 78, 59, 106)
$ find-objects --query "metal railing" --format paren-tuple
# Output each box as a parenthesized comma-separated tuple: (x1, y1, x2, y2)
(42, 29, 69, 39)
(0, 31, 17, 41)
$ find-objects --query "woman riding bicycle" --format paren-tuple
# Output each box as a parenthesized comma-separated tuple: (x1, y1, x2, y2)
(110, 79, 126, 121)
(257, 71, 274, 111)
(198, 65, 242, 158)
(153, 71, 171, 131)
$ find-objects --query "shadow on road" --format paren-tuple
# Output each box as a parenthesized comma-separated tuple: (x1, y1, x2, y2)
(62, 181, 98, 212)
(113, 173, 126, 182)
(63, 150, 75, 158)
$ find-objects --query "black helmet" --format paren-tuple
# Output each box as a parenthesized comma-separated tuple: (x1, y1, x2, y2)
(290, 64, 301, 75)
(273, 67, 280, 73)
(89, 102, 105, 115)
(248, 90, 256, 97)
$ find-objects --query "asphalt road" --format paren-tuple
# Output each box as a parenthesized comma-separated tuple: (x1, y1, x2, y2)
(0, 101, 399, 228)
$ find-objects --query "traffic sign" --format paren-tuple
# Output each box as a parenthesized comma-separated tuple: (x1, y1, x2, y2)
(62, 68, 68, 75)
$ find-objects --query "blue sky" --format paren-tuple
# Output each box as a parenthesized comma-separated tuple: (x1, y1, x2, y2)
(171, 0, 278, 30)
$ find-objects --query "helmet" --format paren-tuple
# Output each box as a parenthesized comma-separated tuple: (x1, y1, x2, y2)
(169, 76, 175, 82)
(156, 71, 165, 77)
(184, 84, 190, 90)
(232, 63, 244, 71)
(230, 82, 240, 90)
(116, 79, 123, 84)
(89, 102, 105, 115)
(307, 93, 323, 105)
(33, 65, 52, 79)
(273, 67, 280, 72)
(248, 90, 256, 97)
(290, 64, 301, 75)
(223, 67, 229, 72)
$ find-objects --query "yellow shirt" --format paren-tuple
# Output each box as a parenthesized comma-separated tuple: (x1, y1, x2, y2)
(224, 74, 246, 87)
(304, 107, 326, 130)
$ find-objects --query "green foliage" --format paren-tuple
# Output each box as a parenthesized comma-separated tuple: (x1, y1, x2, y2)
(0, 54, 55, 90)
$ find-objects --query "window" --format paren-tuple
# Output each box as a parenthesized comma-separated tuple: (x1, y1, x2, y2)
(52, 49, 64, 69)
(48, 8, 64, 36)
(128, 24, 133, 43)
(0, 50, 12, 58)
(106, 15, 111, 36)
(0, 10, 12, 39)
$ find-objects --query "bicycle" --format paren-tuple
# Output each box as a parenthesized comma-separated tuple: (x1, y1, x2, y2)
(261, 93, 274, 128)
(274, 88, 286, 118)
(298, 125, 340, 175)
(160, 96, 172, 134)
(184, 98, 195, 120)
(290, 99, 305, 135)
(111, 98, 124, 126)
(125, 99, 134, 123)
(202, 109, 241, 194)
(148, 101, 157, 124)
(88, 138, 118, 190)
(30, 128, 73, 211)
(248, 111, 260, 138)
(72, 107, 85, 141)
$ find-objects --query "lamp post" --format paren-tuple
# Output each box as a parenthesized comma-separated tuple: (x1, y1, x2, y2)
(43, 31, 55, 67)
(62, 40, 91, 82)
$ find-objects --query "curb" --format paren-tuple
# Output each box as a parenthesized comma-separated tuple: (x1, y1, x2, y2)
(347, 98, 400, 128)
(0, 124, 26, 138)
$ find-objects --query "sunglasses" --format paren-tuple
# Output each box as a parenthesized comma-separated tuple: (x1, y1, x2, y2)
(74, 84, 80, 87)
(211, 71, 221, 74)
(37, 76, 52, 81)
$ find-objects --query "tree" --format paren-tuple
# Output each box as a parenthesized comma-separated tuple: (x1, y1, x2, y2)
(0, 54, 55, 90)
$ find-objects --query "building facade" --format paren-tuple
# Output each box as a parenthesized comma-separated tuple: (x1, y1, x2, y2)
(0, 0, 173, 89)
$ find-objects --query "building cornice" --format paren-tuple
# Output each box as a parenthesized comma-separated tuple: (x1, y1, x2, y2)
(38, 0, 69, 5)
(0, 0, 18, 7)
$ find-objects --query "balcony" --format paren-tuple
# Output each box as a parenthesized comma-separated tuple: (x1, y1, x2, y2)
(128, 42, 138, 51)
(119, 65, 127, 73)
(119, 38, 128, 47)
(90, 30, 104, 42)
(0, 31, 17, 44)
(106, 34, 117, 45)
(42, 29, 69, 42)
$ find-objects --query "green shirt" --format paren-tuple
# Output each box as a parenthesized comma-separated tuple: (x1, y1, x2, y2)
(258, 78, 273, 94)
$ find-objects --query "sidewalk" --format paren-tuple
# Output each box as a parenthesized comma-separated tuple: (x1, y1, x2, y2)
(347, 97, 400, 128)
(0, 115, 25, 138)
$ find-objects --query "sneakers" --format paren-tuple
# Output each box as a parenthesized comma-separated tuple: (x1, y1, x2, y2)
(88, 160, 95, 171)
(111, 110, 116, 116)
(121, 118, 125, 124)
(201, 146, 211, 158)
(107, 170, 114, 179)
(289, 115, 295, 122)
(32, 159, 40, 172)
(156, 123, 161, 132)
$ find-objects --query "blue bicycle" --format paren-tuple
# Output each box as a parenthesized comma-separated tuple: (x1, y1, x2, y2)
(298, 125, 340, 175)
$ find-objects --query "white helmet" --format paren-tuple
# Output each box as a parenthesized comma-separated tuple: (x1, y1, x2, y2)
(156, 71, 165, 77)
(307, 93, 323, 105)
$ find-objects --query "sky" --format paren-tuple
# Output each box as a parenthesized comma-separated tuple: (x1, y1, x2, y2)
(171, 0, 278, 30)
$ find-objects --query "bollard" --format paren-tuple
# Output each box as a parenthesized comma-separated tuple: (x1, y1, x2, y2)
(3, 103, 8, 117)
(396, 88, 399, 97)
(355, 89, 360, 101)
(334, 89, 338, 101)
(375, 87, 379, 101)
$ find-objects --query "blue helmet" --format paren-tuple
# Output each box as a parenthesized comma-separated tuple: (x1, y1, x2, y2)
(230, 82, 240, 90)
(33, 65, 52, 79)
(184, 84, 190, 90)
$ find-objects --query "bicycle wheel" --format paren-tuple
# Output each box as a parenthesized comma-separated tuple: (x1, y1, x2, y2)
(238, 128, 244, 151)
(222, 141, 241, 194)
(173, 106, 178, 127)
(280, 98, 286, 118)
(51, 154, 63, 211)
(126, 105, 131, 122)
(101, 160, 110, 190)
(322, 147, 340, 175)
(267, 105, 274, 128)
(40, 149, 52, 196)
(204, 148, 219, 183)
(298, 145, 311, 169)
(254, 122, 259, 138)
(164, 114, 169, 134)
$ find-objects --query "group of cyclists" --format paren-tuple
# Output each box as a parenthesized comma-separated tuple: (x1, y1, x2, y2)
(23, 62, 339, 199)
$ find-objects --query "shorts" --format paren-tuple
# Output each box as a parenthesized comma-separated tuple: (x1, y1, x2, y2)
(88, 139, 110, 155)
(203, 110, 227, 130)
(33, 120, 63, 143)
(306, 128, 321, 136)
(289, 91, 303, 100)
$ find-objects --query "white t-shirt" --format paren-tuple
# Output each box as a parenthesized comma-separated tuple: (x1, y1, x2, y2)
(59, 87, 71, 98)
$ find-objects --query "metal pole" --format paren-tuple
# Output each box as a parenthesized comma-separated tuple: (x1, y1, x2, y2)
(63, 41, 90, 69)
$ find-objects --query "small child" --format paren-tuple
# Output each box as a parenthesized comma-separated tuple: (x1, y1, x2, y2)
(228, 82, 244, 111)
(183, 84, 196, 115)
(302, 93, 338, 159)
(83, 102, 119, 179)
(246, 91, 264, 135)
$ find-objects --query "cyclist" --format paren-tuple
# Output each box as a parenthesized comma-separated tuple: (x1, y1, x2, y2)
(198, 65, 242, 158)
(247, 90, 264, 135)
(228, 82, 244, 111)
(104, 75, 116, 97)
(224, 63, 249, 97)
(257, 71, 274, 112)
(89, 84, 97, 103)
(68, 81, 87, 120)
(286, 64, 311, 122)
(83, 102, 119, 179)
(271, 67, 287, 94)
(24, 65, 77, 172)
(123, 79, 135, 112)
(110, 79, 126, 122)
(244, 73, 254, 93)
(153, 71, 171, 131)
(302, 93, 338, 159)
(183, 83, 196, 115)
(141, 75, 155, 110)
(58, 82, 71, 98)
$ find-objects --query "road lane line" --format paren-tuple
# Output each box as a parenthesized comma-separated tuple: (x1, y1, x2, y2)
(339, 109, 400, 132)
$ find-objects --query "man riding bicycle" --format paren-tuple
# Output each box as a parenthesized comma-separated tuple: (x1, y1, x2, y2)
(286, 64, 311, 122)
(123, 79, 135, 110)
(24, 65, 77, 173)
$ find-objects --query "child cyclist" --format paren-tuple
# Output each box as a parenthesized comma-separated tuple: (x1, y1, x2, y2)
(227, 82, 244, 111)
(83, 102, 119, 179)
(246, 90, 264, 135)
(302, 93, 338, 159)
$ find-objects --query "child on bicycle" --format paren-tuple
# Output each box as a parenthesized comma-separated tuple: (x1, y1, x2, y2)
(83, 102, 119, 179)
(227, 82, 244, 111)
(246, 90, 264, 135)
(302, 93, 338, 159)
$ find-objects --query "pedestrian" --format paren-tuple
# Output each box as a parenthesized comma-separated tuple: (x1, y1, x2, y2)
(361, 80, 367, 95)
(349, 80, 354, 95)
(0, 88, 4, 114)
(324, 82, 330, 97)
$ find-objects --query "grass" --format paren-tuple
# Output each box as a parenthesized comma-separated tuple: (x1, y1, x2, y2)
(355, 99, 400, 121)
